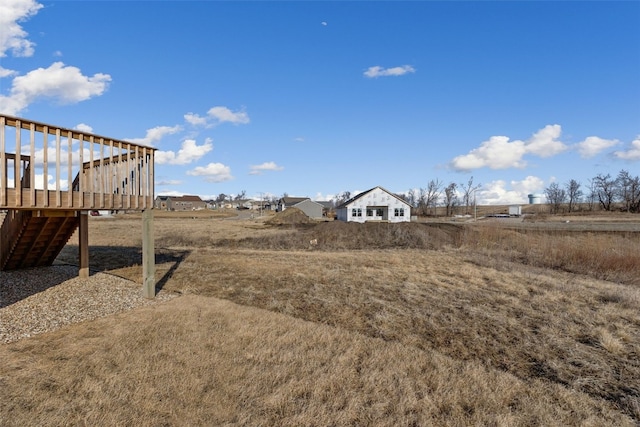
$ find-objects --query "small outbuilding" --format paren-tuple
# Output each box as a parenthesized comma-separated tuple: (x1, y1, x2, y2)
(336, 186, 412, 223)
(509, 205, 522, 216)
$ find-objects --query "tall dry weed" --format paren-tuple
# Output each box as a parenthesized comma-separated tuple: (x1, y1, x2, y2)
(463, 226, 640, 286)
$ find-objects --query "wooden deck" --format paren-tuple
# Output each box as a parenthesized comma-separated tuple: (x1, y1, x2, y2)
(1, 114, 154, 211)
(1, 114, 156, 297)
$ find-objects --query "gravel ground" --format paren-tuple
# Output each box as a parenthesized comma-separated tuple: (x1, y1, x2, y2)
(0, 265, 177, 344)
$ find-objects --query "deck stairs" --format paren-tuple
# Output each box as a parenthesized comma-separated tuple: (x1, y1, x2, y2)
(1, 114, 155, 294)
(0, 210, 79, 270)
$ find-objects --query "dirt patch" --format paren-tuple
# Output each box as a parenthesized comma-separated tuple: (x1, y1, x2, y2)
(265, 207, 311, 226)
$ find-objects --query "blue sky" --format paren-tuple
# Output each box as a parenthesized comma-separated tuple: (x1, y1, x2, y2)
(1, 0, 639, 204)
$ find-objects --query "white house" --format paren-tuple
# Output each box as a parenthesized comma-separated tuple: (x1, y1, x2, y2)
(336, 186, 412, 223)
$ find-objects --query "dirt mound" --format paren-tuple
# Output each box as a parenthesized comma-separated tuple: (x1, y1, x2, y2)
(265, 207, 311, 226)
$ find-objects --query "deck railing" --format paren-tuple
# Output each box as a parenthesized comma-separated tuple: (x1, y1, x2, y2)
(0, 114, 155, 211)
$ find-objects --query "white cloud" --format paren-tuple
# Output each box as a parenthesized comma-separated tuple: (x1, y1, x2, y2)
(34, 173, 68, 190)
(478, 176, 545, 205)
(187, 162, 233, 183)
(511, 175, 545, 194)
(0, 62, 111, 115)
(294, 137, 305, 142)
(364, 65, 415, 78)
(0, 66, 18, 78)
(451, 136, 527, 171)
(184, 107, 250, 128)
(0, 0, 42, 58)
(613, 136, 640, 161)
(157, 190, 185, 197)
(525, 124, 567, 157)
(157, 179, 183, 186)
(127, 125, 182, 147)
(184, 112, 208, 126)
(32, 144, 86, 167)
(75, 123, 93, 134)
(5, 171, 70, 191)
(155, 138, 213, 165)
(576, 136, 619, 158)
(207, 106, 250, 125)
(314, 192, 335, 201)
(321, 21, 328, 26)
(450, 125, 569, 171)
(249, 161, 284, 175)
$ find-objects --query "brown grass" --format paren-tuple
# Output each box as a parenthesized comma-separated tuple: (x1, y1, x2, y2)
(464, 224, 640, 286)
(2, 211, 639, 425)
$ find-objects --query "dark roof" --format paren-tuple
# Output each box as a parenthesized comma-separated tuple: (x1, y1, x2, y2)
(280, 197, 310, 206)
(168, 195, 204, 202)
(337, 186, 413, 209)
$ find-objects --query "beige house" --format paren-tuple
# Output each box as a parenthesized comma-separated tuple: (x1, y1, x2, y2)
(155, 195, 206, 211)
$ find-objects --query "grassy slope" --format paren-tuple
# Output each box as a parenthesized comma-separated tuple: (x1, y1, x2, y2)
(1, 211, 639, 425)
(0, 295, 633, 426)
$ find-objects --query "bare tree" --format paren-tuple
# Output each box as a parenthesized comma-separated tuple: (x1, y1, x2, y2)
(616, 170, 640, 213)
(234, 190, 247, 201)
(414, 187, 427, 215)
(592, 173, 616, 211)
(424, 179, 443, 216)
(544, 182, 566, 214)
(565, 179, 582, 213)
(402, 190, 417, 208)
(460, 176, 481, 215)
(334, 191, 351, 206)
(443, 182, 458, 216)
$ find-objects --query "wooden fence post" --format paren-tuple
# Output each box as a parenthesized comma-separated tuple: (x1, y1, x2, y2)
(79, 211, 89, 278)
(142, 209, 155, 298)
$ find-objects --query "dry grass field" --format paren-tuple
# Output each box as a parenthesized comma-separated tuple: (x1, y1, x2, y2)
(1, 209, 639, 426)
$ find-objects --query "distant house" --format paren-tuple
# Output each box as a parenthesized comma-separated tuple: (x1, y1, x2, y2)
(336, 186, 412, 223)
(154, 195, 206, 211)
(277, 196, 324, 219)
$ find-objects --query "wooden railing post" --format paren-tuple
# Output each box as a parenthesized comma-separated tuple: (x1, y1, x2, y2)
(15, 119, 21, 207)
(0, 116, 5, 206)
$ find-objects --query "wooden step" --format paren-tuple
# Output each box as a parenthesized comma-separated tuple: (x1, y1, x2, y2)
(0, 211, 79, 270)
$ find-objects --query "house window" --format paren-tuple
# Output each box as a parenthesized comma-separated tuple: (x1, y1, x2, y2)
(376, 208, 384, 217)
(366, 209, 373, 217)
(352, 208, 362, 217)
(394, 208, 405, 217)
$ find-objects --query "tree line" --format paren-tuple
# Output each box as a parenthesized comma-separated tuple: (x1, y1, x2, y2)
(545, 169, 640, 214)
(209, 169, 639, 215)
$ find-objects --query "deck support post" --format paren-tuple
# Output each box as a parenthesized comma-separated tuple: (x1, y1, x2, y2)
(79, 211, 89, 278)
(142, 209, 155, 298)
